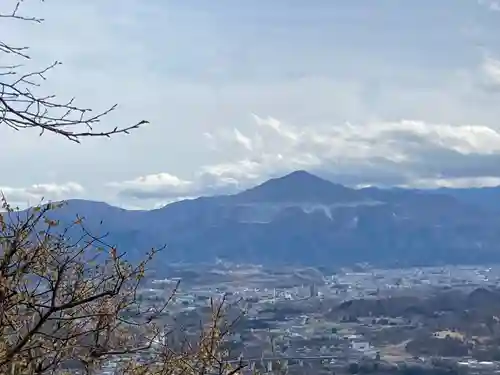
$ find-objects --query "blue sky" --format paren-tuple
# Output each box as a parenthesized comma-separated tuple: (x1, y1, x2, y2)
(2, 0, 500, 208)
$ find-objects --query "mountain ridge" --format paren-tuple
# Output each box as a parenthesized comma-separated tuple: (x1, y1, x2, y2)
(20, 170, 500, 269)
(52, 171, 472, 212)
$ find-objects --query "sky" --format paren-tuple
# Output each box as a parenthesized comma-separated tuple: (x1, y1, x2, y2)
(2, 0, 500, 209)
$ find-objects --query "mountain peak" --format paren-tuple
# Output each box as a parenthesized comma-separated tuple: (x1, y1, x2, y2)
(233, 170, 363, 203)
(277, 170, 325, 183)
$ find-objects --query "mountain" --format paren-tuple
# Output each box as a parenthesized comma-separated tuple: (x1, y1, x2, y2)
(233, 170, 366, 203)
(34, 171, 500, 268)
(434, 186, 500, 213)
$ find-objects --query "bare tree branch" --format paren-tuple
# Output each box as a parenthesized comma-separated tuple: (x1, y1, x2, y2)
(0, 1, 147, 143)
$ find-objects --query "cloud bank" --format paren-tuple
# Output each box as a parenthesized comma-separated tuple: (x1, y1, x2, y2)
(106, 112, 500, 206)
(2, 1, 500, 208)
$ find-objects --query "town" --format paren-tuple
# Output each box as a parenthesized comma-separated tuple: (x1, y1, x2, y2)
(100, 263, 500, 374)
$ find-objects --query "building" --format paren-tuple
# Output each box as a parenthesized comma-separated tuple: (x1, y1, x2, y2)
(309, 283, 318, 297)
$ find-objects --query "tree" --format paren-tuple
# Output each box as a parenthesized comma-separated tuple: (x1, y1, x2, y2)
(0, 202, 242, 374)
(348, 362, 360, 374)
(0, 2, 246, 374)
(0, 201, 243, 374)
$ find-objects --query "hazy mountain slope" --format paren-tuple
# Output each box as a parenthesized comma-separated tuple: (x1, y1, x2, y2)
(435, 186, 500, 212)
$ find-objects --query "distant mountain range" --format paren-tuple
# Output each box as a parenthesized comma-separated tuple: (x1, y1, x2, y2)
(37, 170, 500, 268)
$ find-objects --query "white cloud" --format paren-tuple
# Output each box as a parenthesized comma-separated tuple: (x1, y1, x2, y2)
(107, 173, 193, 200)
(478, 0, 500, 11)
(109, 114, 500, 205)
(490, 2, 500, 11)
(253, 114, 300, 142)
(405, 176, 500, 189)
(233, 129, 253, 151)
(482, 56, 500, 85)
(0, 182, 85, 206)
